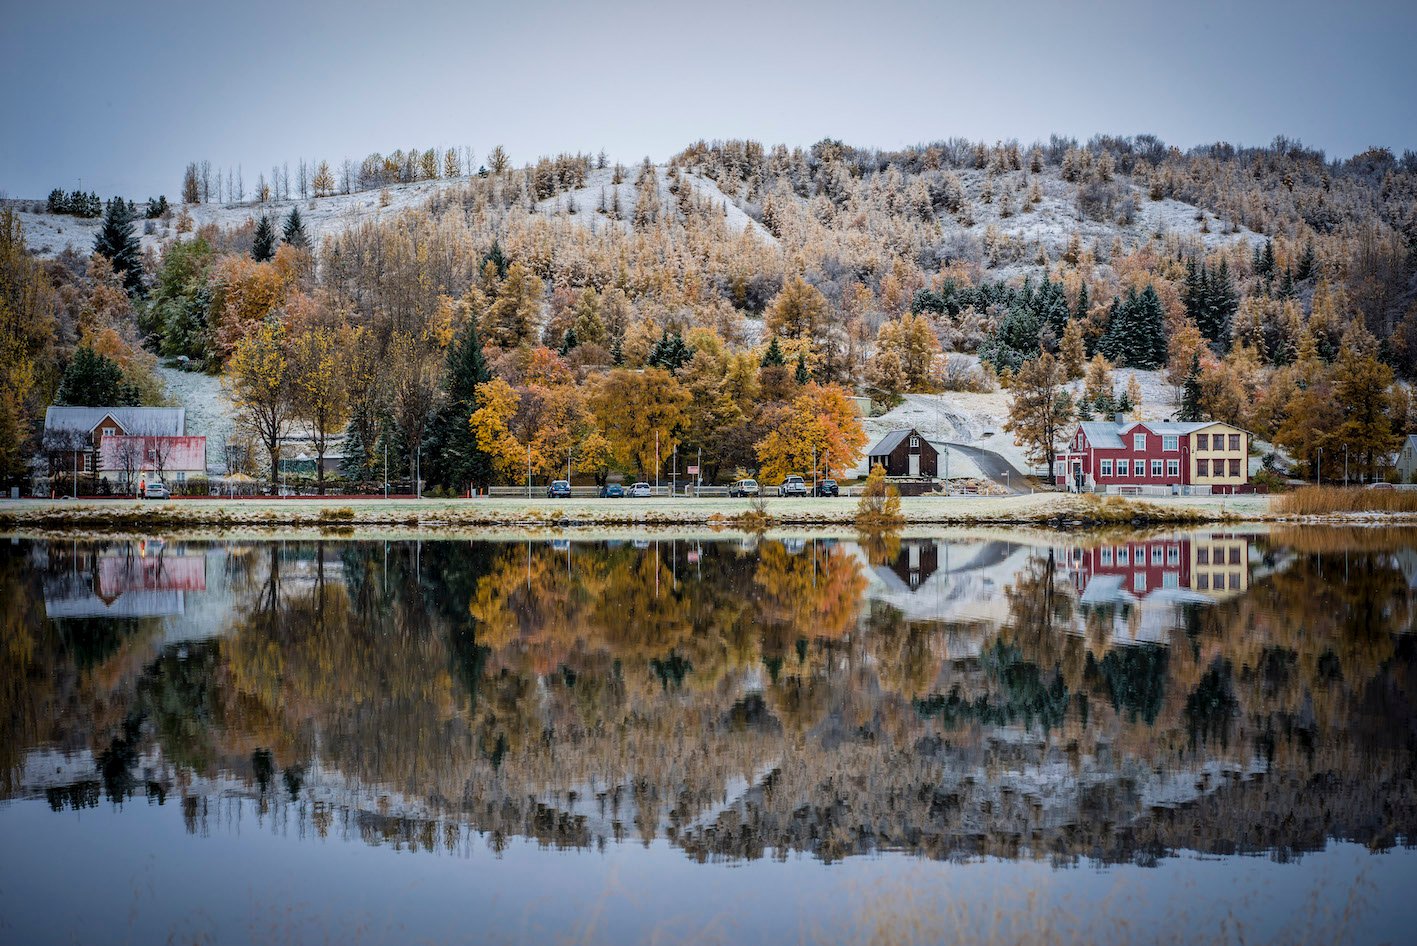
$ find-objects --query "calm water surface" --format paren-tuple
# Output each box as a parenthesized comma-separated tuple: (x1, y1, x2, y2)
(1, 528, 1414, 945)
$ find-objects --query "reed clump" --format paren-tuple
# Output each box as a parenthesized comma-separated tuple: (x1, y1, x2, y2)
(1274, 486, 1417, 515)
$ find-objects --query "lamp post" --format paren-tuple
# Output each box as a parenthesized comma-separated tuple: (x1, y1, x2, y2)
(1343, 445, 1348, 486)
(1316, 446, 1322, 486)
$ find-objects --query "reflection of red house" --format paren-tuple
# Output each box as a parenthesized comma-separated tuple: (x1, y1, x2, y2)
(1059, 534, 1249, 601)
(96, 554, 207, 597)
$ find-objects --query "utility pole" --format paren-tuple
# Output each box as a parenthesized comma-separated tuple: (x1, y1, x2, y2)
(383, 442, 388, 499)
(526, 442, 532, 498)
(655, 430, 660, 492)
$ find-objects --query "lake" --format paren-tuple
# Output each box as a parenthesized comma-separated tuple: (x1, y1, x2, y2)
(1, 528, 1414, 945)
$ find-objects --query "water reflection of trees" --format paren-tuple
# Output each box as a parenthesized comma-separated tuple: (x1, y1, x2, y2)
(4, 531, 1415, 867)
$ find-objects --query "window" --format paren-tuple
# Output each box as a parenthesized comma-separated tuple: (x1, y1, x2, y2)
(101, 427, 115, 438)
(1196, 433, 1208, 450)
(1212, 546, 1225, 562)
(1134, 572, 1147, 592)
(1197, 573, 1210, 591)
(1117, 459, 1129, 477)
(1163, 435, 1178, 451)
(1151, 460, 1163, 477)
(1197, 548, 1210, 565)
(1133, 433, 1147, 451)
(909, 435, 919, 448)
(1229, 459, 1241, 477)
(175, 471, 186, 483)
(1100, 547, 1113, 565)
(1100, 459, 1113, 476)
(1167, 459, 1180, 478)
(1151, 546, 1164, 565)
(1229, 434, 1241, 451)
(1228, 547, 1241, 565)
(1163, 572, 1180, 589)
(1117, 548, 1129, 566)
(1167, 545, 1180, 565)
(1229, 572, 1241, 590)
(1197, 459, 1209, 477)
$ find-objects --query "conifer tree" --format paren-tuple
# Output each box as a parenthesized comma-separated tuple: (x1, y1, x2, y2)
(1179, 355, 1203, 422)
(251, 215, 276, 262)
(761, 335, 786, 367)
(282, 207, 309, 249)
(426, 316, 494, 491)
(56, 347, 138, 406)
(794, 351, 811, 384)
(93, 198, 142, 292)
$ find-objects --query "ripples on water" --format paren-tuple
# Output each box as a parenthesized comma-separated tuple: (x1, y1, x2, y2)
(1, 528, 1414, 945)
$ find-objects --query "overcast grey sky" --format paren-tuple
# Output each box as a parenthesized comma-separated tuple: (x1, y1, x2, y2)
(2, 0, 1414, 199)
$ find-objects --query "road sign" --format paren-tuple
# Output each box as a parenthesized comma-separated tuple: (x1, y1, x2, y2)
(687, 465, 699, 475)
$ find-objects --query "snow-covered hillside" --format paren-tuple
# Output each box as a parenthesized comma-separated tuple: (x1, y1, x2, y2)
(8, 174, 472, 258)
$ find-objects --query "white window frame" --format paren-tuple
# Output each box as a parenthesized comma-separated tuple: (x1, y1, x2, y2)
(1167, 459, 1180, 478)
(1151, 460, 1163, 477)
(1100, 459, 1113, 476)
(1163, 435, 1178, 451)
(101, 427, 116, 438)
(1133, 433, 1146, 451)
(1100, 547, 1113, 565)
(1167, 545, 1180, 565)
(1133, 572, 1147, 592)
(1163, 572, 1180, 589)
(1117, 459, 1129, 477)
(1117, 548, 1129, 566)
(1151, 546, 1164, 565)
(909, 435, 919, 448)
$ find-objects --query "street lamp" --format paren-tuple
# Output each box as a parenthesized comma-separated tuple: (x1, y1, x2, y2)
(1316, 446, 1322, 486)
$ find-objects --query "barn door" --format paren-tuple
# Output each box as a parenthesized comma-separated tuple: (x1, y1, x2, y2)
(908, 454, 920, 476)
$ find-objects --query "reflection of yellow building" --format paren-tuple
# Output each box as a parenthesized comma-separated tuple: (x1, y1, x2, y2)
(1189, 533, 1249, 598)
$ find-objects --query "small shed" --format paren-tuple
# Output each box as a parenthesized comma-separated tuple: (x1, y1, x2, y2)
(868, 428, 938, 478)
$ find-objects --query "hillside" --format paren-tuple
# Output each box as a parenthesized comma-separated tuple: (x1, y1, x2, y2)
(4, 134, 1416, 490)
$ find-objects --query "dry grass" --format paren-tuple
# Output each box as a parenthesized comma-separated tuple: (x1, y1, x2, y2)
(1274, 486, 1417, 515)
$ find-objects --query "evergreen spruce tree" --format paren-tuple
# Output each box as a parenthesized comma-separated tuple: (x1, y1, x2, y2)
(761, 335, 786, 367)
(1115, 388, 1132, 414)
(1259, 239, 1276, 279)
(1204, 259, 1238, 347)
(426, 317, 494, 492)
(1136, 285, 1168, 368)
(93, 198, 143, 292)
(609, 333, 624, 365)
(340, 411, 370, 486)
(483, 239, 508, 279)
(1295, 242, 1318, 281)
(1074, 281, 1090, 323)
(794, 351, 811, 384)
(558, 326, 579, 356)
(1179, 354, 1204, 422)
(57, 347, 138, 406)
(251, 215, 276, 262)
(282, 207, 309, 248)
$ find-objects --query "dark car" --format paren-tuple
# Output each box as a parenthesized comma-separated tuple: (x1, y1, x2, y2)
(814, 479, 839, 497)
(546, 479, 572, 498)
(599, 483, 626, 498)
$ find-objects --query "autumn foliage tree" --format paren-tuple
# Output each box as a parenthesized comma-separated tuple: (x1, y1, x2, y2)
(1005, 352, 1075, 474)
(226, 316, 293, 486)
(755, 383, 866, 482)
(589, 368, 690, 479)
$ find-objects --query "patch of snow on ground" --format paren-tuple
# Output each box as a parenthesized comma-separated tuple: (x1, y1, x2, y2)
(157, 365, 235, 471)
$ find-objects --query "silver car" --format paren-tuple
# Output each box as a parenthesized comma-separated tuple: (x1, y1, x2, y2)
(144, 481, 171, 499)
(628, 482, 652, 498)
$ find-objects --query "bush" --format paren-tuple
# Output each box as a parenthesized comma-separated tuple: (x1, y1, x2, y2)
(855, 464, 903, 528)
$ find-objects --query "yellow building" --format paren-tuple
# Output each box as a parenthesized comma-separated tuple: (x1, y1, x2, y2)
(1185, 422, 1249, 489)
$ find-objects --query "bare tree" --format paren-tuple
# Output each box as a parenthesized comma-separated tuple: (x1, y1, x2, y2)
(297, 159, 309, 200)
(112, 437, 143, 496)
(281, 162, 291, 201)
(340, 159, 354, 195)
(199, 160, 212, 202)
(237, 165, 244, 202)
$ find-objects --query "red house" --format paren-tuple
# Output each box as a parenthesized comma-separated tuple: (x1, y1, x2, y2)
(1053, 420, 1251, 494)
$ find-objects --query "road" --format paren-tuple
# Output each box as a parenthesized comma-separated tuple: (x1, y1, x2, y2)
(942, 443, 1034, 494)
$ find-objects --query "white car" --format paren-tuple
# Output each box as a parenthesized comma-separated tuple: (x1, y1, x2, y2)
(628, 482, 652, 498)
(144, 482, 171, 499)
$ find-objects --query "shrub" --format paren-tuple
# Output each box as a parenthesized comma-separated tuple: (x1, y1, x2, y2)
(855, 464, 903, 528)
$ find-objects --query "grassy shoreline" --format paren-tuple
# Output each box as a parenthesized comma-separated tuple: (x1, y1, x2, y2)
(0, 492, 1276, 533)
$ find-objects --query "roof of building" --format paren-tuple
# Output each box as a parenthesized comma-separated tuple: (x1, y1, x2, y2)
(1076, 419, 1247, 450)
(44, 406, 185, 436)
(869, 429, 922, 455)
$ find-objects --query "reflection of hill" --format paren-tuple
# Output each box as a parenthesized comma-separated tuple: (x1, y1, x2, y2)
(4, 532, 1416, 869)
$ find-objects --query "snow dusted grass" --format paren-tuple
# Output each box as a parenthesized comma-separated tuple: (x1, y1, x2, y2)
(0, 492, 1260, 535)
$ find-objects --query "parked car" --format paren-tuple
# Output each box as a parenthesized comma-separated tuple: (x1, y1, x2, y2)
(627, 482, 652, 498)
(1368, 481, 1396, 490)
(777, 475, 808, 497)
(546, 479, 572, 498)
(728, 479, 759, 497)
(814, 479, 839, 497)
(144, 481, 171, 499)
(599, 483, 626, 498)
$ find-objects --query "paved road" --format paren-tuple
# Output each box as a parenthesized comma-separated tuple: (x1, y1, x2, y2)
(943, 443, 1034, 494)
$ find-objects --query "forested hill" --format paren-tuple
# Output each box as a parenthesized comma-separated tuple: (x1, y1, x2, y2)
(3, 134, 1416, 487)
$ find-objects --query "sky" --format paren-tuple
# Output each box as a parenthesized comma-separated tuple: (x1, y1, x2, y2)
(2, 0, 1415, 199)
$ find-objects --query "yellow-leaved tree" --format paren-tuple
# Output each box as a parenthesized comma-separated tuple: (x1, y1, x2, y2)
(589, 368, 690, 479)
(469, 377, 526, 481)
(225, 317, 293, 486)
(755, 383, 866, 483)
(289, 325, 351, 494)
